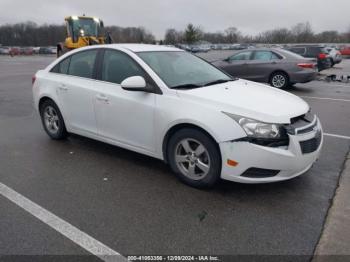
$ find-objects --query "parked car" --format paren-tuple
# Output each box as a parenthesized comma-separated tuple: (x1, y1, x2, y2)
(0, 46, 10, 55)
(212, 48, 317, 89)
(188, 45, 210, 53)
(325, 47, 342, 66)
(199, 45, 211, 52)
(286, 45, 332, 71)
(39, 47, 56, 55)
(189, 45, 201, 53)
(339, 46, 350, 56)
(9, 47, 20, 56)
(49, 46, 57, 54)
(32, 44, 323, 188)
(20, 47, 34, 55)
(32, 47, 41, 54)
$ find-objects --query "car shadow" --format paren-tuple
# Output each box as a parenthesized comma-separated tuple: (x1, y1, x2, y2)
(288, 85, 314, 94)
(66, 133, 307, 198)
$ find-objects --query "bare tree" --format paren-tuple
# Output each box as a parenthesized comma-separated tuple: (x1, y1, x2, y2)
(225, 27, 241, 43)
(258, 28, 292, 43)
(315, 31, 340, 43)
(164, 28, 183, 44)
(291, 22, 314, 43)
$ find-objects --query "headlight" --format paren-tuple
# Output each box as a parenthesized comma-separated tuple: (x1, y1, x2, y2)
(238, 118, 281, 138)
(223, 112, 282, 139)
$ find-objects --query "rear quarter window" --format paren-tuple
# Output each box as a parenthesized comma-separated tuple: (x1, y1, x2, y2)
(50, 57, 71, 75)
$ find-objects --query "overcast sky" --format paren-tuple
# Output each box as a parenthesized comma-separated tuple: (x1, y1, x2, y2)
(1, 0, 349, 39)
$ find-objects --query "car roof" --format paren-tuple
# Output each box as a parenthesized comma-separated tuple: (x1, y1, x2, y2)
(233, 48, 308, 59)
(236, 48, 284, 52)
(49, 44, 184, 69)
(289, 45, 324, 48)
(99, 44, 182, 53)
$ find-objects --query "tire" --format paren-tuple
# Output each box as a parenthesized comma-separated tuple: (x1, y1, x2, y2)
(167, 128, 221, 189)
(40, 100, 68, 140)
(330, 59, 335, 67)
(269, 72, 289, 89)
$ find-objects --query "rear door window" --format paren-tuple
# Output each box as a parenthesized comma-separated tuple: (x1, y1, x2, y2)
(252, 51, 281, 61)
(229, 51, 252, 61)
(68, 50, 98, 79)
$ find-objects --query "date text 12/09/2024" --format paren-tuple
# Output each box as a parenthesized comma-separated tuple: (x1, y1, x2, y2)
(127, 256, 220, 261)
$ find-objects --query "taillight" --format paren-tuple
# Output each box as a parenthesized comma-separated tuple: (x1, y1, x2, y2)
(298, 63, 315, 69)
(32, 75, 36, 85)
(318, 53, 327, 59)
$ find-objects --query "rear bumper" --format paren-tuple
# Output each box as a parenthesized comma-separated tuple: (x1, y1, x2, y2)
(290, 70, 318, 84)
(219, 119, 323, 183)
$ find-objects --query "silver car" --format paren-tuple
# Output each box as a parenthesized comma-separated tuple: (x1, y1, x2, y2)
(325, 47, 342, 66)
(0, 46, 10, 55)
(212, 48, 318, 89)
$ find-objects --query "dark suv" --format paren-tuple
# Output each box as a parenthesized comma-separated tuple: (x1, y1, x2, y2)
(286, 45, 332, 71)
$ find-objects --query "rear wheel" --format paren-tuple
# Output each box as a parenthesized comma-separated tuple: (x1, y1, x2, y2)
(167, 128, 221, 188)
(40, 100, 68, 140)
(269, 72, 289, 89)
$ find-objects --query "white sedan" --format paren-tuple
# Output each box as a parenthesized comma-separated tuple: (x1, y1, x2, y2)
(32, 44, 323, 188)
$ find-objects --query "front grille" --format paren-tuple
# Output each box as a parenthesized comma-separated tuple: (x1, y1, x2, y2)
(286, 112, 317, 135)
(241, 168, 280, 178)
(300, 131, 322, 154)
(297, 121, 317, 134)
(238, 137, 289, 147)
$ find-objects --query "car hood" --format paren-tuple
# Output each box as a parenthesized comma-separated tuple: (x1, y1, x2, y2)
(176, 79, 309, 124)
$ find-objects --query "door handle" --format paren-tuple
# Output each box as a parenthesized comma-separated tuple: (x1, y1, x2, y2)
(96, 94, 109, 102)
(59, 84, 68, 91)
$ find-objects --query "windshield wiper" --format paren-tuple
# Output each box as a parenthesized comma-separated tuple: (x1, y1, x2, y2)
(202, 79, 235, 87)
(172, 79, 236, 89)
(171, 83, 202, 90)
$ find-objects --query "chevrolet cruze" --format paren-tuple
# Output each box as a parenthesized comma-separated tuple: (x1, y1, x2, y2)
(32, 44, 323, 188)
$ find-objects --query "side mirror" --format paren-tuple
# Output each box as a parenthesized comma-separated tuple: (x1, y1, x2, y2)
(224, 57, 230, 62)
(121, 76, 148, 92)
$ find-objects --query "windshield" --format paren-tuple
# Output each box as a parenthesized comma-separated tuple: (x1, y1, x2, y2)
(137, 51, 233, 89)
(72, 18, 100, 37)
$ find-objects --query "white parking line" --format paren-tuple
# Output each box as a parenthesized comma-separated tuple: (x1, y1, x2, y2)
(320, 83, 350, 88)
(324, 133, 350, 140)
(0, 182, 126, 262)
(300, 96, 350, 102)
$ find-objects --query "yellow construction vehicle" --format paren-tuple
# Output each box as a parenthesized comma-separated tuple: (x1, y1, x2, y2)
(57, 15, 113, 57)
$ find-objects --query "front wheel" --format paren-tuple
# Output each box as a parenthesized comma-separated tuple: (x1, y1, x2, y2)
(270, 72, 289, 89)
(167, 128, 221, 188)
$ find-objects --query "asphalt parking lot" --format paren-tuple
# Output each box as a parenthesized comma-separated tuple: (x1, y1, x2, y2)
(0, 54, 349, 261)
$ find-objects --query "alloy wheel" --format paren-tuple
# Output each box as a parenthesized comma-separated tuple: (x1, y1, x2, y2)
(174, 138, 210, 180)
(43, 106, 60, 134)
(272, 74, 286, 88)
